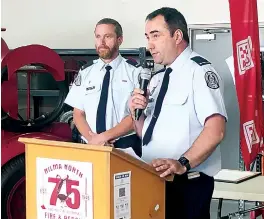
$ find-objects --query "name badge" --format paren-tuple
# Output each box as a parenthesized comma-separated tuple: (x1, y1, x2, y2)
(86, 86, 95, 91)
(85, 84, 101, 94)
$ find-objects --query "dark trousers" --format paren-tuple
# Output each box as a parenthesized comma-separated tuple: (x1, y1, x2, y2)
(166, 172, 214, 219)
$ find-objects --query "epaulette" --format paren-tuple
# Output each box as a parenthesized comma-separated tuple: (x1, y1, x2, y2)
(126, 58, 141, 68)
(81, 60, 94, 70)
(191, 56, 211, 66)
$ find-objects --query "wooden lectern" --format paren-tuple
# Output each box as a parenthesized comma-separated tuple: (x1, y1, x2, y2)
(19, 137, 170, 219)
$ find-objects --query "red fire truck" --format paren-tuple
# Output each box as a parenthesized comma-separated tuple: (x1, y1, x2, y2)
(1, 28, 74, 219)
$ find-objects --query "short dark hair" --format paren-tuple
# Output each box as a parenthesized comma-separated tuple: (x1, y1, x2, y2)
(96, 18, 123, 37)
(146, 7, 189, 44)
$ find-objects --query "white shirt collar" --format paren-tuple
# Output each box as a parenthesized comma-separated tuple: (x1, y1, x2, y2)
(168, 46, 192, 72)
(97, 54, 123, 71)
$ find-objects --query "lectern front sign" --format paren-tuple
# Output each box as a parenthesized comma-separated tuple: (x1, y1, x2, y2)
(36, 157, 93, 219)
(21, 137, 169, 219)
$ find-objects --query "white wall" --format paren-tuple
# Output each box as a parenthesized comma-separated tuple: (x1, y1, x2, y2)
(1, 0, 264, 49)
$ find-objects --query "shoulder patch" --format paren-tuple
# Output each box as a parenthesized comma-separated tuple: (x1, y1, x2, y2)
(73, 73, 82, 86)
(191, 56, 211, 66)
(80, 60, 94, 70)
(126, 58, 140, 68)
(204, 71, 219, 89)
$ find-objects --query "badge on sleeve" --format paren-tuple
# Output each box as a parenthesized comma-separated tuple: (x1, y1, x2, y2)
(74, 73, 82, 86)
(204, 71, 219, 89)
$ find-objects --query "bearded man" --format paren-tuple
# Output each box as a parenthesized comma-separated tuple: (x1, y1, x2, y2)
(64, 18, 142, 156)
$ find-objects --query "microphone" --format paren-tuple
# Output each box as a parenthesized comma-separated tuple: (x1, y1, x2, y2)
(134, 68, 151, 120)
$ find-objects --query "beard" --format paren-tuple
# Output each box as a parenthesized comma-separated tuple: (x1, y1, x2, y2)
(96, 44, 118, 59)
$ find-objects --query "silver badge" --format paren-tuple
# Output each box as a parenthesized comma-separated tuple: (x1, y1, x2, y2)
(204, 71, 219, 89)
(74, 74, 82, 86)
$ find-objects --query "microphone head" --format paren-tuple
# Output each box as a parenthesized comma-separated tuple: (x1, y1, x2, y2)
(139, 68, 151, 81)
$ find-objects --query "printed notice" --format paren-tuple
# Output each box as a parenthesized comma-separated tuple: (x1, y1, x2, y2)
(36, 157, 93, 219)
(114, 171, 131, 219)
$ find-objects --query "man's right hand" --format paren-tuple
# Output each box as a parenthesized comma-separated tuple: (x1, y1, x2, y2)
(88, 131, 107, 145)
(128, 88, 149, 119)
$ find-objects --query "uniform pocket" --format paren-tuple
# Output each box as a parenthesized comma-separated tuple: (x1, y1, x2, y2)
(83, 83, 101, 112)
(112, 78, 134, 93)
(163, 90, 189, 105)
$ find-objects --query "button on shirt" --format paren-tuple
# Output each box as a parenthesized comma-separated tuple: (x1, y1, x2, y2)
(64, 54, 141, 139)
(141, 47, 228, 177)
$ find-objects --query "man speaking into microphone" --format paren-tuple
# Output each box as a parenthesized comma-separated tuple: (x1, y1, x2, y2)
(128, 7, 228, 219)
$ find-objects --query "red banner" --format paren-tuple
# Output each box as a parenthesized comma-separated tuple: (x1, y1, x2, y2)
(228, 0, 264, 170)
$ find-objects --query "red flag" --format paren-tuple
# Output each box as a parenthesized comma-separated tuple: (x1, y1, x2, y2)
(228, 0, 264, 170)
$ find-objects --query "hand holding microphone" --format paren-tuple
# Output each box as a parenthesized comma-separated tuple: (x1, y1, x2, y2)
(129, 68, 151, 120)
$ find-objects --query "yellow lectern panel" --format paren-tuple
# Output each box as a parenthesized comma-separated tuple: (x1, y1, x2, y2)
(20, 137, 168, 219)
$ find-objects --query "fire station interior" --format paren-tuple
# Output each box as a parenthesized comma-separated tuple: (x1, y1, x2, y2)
(1, 1, 264, 219)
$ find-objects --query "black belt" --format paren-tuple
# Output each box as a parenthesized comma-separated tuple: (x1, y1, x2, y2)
(168, 171, 214, 184)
